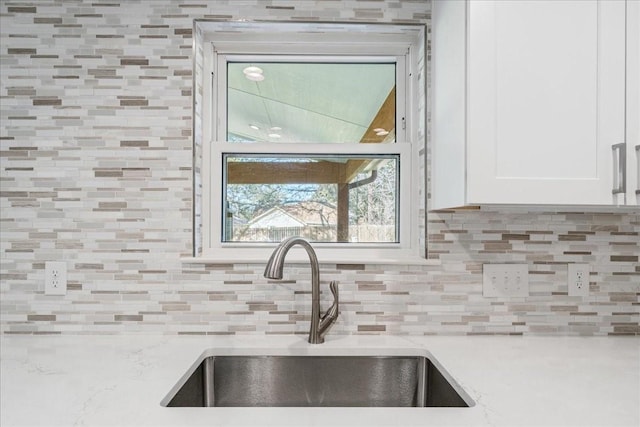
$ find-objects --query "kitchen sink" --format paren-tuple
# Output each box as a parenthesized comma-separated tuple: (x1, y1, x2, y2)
(161, 351, 473, 408)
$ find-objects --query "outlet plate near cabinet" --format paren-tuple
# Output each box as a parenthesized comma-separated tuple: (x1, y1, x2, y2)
(45, 261, 67, 295)
(567, 263, 590, 297)
(483, 264, 529, 297)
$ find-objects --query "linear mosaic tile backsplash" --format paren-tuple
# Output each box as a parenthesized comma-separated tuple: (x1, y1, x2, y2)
(1, 0, 638, 336)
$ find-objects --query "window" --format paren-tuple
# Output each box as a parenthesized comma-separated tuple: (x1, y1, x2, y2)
(196, 22, 425, 263)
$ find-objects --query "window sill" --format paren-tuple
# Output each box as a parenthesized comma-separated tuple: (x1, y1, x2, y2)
(181, 251, 438, 266)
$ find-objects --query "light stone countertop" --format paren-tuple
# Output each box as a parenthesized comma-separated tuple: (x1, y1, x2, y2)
(1, 334, 638, 427)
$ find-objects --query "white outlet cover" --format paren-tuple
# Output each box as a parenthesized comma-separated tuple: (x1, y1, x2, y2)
(45, 261, 67, 296)
(567, 263, 590, 297)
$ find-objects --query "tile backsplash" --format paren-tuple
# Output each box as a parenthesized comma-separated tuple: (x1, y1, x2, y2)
(1, 0, 638, 336)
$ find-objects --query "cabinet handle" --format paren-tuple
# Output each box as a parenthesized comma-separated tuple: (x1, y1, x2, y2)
(636, 144, 640, 195)
(612, 143, 626, 195)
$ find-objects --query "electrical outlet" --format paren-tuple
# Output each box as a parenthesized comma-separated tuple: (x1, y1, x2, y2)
(568, 263, 590, 297)
(45, 261, 67, 296)
(483, 264, 529, 297)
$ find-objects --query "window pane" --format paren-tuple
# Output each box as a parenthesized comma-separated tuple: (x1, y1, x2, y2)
(223, 154, 399, 243)
(227, 62, 396, 144)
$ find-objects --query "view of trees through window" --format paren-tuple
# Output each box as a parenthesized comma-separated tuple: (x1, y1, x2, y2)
(223, 155, 398, 243)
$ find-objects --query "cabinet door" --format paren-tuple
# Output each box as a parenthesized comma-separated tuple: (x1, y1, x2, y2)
(467, 0, 626, 205)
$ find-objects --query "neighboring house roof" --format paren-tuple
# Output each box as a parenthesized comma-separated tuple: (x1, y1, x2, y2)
(248, 207, 306, 229)
(247, 202, 337, 228)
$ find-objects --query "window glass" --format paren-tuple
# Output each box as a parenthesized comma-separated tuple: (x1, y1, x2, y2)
(227, 62, 396, 144)
(223, 154, 399, 243)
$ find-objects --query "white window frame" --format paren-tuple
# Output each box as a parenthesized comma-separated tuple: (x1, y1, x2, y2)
(198, 27, 424, 264)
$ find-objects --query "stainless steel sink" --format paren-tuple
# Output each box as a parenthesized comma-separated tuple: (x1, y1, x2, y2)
(161, 351, 473, 408)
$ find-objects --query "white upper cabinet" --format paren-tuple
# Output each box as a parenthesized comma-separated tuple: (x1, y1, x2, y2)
(432, 0, 639, 209)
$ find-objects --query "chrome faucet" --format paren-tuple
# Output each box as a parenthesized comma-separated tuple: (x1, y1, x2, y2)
(264, 237, 339, 344)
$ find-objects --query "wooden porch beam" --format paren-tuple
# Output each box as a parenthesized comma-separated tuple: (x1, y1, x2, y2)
(227, 161, 343, 184)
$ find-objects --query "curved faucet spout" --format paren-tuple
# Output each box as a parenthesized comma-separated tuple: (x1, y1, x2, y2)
(264, 237, 339, 344)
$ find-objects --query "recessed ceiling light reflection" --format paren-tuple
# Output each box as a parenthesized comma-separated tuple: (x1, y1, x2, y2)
(243, 66, 264, 82)
(269, 126, 282, 131)
(268, 133, 281, 138)
(249, 124, 260, 130)
(373, 128, 386, 133)
(245, 72, 265, 82)
(243, 66, 263, 75)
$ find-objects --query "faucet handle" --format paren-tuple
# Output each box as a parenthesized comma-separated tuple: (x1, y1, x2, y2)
(318, 281, 339, 340)
(329, 280, 338, 298)
(322, 281, 339, 321)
